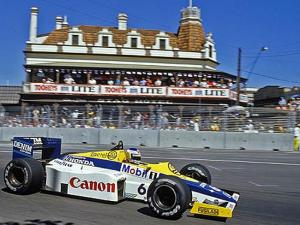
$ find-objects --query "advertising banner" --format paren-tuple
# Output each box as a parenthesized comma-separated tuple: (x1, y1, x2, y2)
(167, 87, 230, 98)
(29, 83, 100, 95)
(100, 85, 167, 96)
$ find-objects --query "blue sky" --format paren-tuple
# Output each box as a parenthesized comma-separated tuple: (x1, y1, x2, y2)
(0, 0, 300, 88)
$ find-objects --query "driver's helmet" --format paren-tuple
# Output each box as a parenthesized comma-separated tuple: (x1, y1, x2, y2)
(125, 148, 141, 164)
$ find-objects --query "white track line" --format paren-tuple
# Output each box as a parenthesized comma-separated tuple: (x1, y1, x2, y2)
(249, 181, 279, 187)
(208, 165, 222, 171)
(143, 156, 300, 166)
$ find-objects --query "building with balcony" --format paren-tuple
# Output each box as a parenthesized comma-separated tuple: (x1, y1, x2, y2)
(22, 2, 247, 107)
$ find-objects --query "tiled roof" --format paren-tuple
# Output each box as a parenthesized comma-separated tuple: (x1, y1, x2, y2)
(0, 86, 22, 104)
(43, 23, 205, 51)
(178, 23, 206, 51)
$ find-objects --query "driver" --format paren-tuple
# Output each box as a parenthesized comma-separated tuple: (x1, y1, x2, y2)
(125, 148, 141, 164)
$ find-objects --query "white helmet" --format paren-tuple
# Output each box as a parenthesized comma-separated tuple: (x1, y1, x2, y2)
(126, 148, 141, 164)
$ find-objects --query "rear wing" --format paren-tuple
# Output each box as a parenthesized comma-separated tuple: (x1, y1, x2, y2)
(12, 137, 61, 160)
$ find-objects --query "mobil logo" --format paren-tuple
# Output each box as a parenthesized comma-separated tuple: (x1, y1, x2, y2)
(69, 177, 115, 192)
(121, 164, 159, 180)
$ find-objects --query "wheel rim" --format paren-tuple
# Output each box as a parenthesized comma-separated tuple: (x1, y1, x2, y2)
(153, 185, 177, 210)
(8, 166, 25, 187)
(187, 171, 208, 183)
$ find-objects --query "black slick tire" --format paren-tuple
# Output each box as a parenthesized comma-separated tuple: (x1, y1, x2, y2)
(147, 175, 191, 219)
(180, 163, 212, 184)
(4, 158, 44, 194)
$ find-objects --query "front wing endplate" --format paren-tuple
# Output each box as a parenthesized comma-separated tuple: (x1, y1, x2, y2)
(190, 202, 233, 218)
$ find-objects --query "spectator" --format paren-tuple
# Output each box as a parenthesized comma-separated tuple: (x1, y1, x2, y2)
(200, 79, 208, 88)
(178, 79, 185, 87)
(115, 75, 121, 85)
(146, 77, 153, 86)
(169, 77, 176, 87)
(88, 77, 97, 85)
(122, 77, 130, 86)
(64, 75, 75, 84)
(107, 78, 114, 85)
(132, 79, 139, 86)
(42, 77, 54, 83)
(32, 108, 40, 127)
(140, 78, 147, 86)
(193, 80, 200, 87)
(154, 78, 162, 86)
(294, 124, 300, 151)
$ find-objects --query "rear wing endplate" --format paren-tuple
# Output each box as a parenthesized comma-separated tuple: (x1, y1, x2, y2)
(12, 137, 61, 160)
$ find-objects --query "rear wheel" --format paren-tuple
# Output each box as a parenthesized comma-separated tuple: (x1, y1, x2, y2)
(4, 158, 44, 194)
(180, 163, 211, 184)
(147, 175, 191, 219)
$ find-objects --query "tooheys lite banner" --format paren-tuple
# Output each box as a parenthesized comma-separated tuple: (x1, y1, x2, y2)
(167, 87, 230, 98)
(29, 83, 100, 95)
(100, 85, 167, 96)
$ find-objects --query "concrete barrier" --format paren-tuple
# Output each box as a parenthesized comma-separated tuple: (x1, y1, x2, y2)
(224, 132, 293, 151)
(159, 130, 225, 149)
(0, 127, 294, 151)
(1, 127, 48, 141)
(100, 129, 159, 147)
(48, 128, 100, 144)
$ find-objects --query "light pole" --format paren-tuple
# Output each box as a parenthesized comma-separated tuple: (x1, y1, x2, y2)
(236, 46, 268, 105)
(236, 48, 242, 106)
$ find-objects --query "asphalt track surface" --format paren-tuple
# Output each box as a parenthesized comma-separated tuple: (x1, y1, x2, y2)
(0, 143, 300, 225)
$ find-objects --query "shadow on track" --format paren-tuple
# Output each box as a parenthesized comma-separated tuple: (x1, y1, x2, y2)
(0, 220, 74, 225)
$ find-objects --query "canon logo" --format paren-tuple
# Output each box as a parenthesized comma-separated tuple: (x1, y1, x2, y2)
(69, 177, 115, 192)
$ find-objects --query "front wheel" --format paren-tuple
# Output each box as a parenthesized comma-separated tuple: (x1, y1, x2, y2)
(4, 158, 44, 194)
(180, 163, 211, 184)
(147, 175, 191, 219)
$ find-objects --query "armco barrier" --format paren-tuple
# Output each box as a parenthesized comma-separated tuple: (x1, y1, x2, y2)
(0, 127, 294, 151)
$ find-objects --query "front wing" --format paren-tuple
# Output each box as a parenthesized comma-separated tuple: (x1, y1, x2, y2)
(190, 192, 240, 218)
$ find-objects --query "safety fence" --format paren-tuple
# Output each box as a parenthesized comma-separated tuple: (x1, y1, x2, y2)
(0, 104, 299, 134)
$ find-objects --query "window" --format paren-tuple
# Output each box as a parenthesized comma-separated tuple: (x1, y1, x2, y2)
(131, 38, 138, 48)
(72, 35, 79, 46)
(102, 36, 109, 47)
(209, 45, 213, 58)
(159, 39, 166, 50)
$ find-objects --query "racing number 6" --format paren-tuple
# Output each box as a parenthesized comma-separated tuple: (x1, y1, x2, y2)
(138, 184, 146, 195)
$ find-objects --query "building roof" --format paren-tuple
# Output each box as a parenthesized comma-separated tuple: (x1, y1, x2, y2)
(43, 24, 204, 52)
(0, 86, 22, 104)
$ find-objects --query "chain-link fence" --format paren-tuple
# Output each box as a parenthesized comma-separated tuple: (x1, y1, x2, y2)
(0, 104, 299, 133)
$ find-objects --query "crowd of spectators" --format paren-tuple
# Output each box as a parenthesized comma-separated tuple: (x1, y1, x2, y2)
(33, 69, 235, 89)
(0, 105, 296, 133)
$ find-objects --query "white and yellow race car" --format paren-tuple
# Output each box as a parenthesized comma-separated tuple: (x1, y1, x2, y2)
(4, 137, 240, 220)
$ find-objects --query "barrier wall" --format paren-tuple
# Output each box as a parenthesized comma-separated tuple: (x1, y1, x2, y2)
(0, 127, 294, 151)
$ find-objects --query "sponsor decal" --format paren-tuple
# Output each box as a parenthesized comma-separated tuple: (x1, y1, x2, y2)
(198, 207, 219, 216)
(187, 166, 206, 177)
(13, 141, 33, 155)
(53, 159, 73, 167)
(90, 151, 117, 160)
(69, 177, 115, 192)
(168, 163, 181, 176)
(26, 137, 43, 145)
(125, 193, 137, 198)
(63, 155, 95, 166)
(121, 164, 158, 180)
(33, 84, 58, 92)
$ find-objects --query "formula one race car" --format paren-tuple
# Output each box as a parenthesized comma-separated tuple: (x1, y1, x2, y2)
(4, 137, 240, 220)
